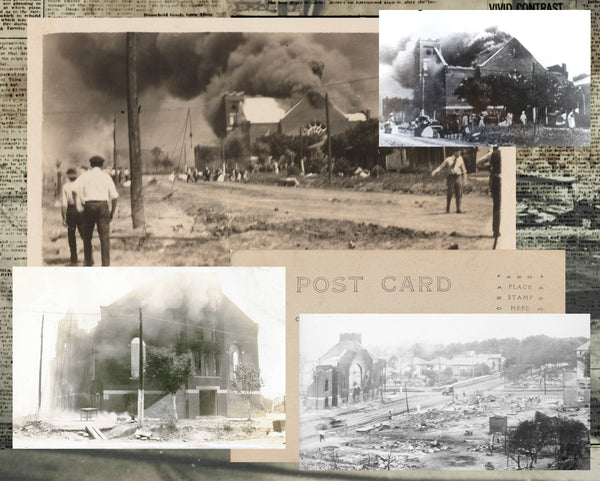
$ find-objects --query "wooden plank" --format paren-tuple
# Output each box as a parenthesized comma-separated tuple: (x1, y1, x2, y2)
(85, 425, 106, 440)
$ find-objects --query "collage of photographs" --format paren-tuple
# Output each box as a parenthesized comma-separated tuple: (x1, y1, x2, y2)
(0, 3, 598, 481)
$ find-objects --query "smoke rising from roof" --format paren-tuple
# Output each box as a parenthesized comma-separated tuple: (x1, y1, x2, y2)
(52, 33, 370, 140)
(383, 27, 513, 93)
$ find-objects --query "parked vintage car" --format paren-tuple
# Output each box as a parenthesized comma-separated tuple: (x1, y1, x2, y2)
(414, 116, 444, 138)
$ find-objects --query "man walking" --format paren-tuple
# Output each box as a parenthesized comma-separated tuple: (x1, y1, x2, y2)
(432, 150, 468, 214)
(61, 168, 83, 265)
(477, 146, 502, 248)
(75, 155, 119, 266)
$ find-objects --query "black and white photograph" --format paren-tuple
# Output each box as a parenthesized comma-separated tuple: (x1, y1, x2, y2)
(28, 19, 517, 266)
(12, 267, 285, 449)
(299, 313, 590, 471)
(379, 10, 591, 147)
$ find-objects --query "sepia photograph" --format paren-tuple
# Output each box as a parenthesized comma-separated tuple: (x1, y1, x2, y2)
(12, 267, 285, 449)
(28, 19, 516, 268)
(299, 313, 590, 471)
(379, 10, 591, 147)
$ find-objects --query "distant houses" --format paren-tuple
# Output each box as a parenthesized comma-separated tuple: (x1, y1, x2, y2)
(411, 352, 505, 377)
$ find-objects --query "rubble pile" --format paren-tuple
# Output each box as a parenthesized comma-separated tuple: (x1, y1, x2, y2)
(18, 420, 53, 436)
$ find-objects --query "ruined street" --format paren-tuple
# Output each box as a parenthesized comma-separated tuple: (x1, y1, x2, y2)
(299, 374, 589, 471)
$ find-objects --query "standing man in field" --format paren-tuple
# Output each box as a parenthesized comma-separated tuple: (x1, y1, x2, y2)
(477, 146, 502, 248)
(432, 150, 468, 214)
(61, 168, 83, 265)
(75, 155, 119, 266)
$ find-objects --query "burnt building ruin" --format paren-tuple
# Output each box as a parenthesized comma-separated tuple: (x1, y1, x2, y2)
(50, 277, 261, 419)
(305, 333, 385, 409)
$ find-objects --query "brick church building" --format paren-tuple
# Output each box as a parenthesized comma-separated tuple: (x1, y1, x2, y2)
(51, 276, 262, 419)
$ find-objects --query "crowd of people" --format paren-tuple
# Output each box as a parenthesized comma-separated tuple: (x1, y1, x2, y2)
(184, 166, 249, 183)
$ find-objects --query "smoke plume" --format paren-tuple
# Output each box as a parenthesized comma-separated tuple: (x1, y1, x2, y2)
(53, 32, 369, 139)
(384, 27, 513, 93)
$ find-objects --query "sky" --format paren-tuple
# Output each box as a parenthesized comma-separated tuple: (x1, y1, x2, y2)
(380, 10, 591, 100)
(42, 32, 379, 174)
(13, 267, 285, 417)
(299, 313, 590, 363)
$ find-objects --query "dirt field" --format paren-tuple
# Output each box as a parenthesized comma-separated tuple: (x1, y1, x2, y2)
(299, 379, 590, 471)
(42, 174, 503, 266)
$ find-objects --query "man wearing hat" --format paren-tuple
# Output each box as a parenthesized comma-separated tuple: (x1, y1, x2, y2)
(74, 155, 119, 266)
(61, 168, 83, 265)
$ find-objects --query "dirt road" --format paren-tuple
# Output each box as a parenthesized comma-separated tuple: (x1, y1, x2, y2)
(380, 130, 486, 147)
(42, 176, 504, 266)
(300, 375, 505, 452)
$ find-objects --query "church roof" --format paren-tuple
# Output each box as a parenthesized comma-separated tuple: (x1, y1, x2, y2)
(345, 112, 367, 122)
(477, 37, 544, 70)
(475, 37, 518, 67)
(242, 97, 288, 124)
(280, 93, 349, 122)
(576, 340, 590, 351)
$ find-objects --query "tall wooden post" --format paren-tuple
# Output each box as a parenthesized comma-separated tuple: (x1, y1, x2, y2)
(37, 314, 44, 416)
(325, 93, 333, 184)
(138, 307, 144, 427)
(113, 114, 117, 169)
(126, 32, 145, 229)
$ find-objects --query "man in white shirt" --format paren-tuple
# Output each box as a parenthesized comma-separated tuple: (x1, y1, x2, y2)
(74, 155, 119, 266)
(432, 150, 468, 214)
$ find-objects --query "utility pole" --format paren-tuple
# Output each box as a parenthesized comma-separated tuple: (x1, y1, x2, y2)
(37, 314, 44, 417)
(113, 114, 117, 169)
(138, 307, 144, 427)
(126, 32, 145, 229)
(188, 109, 194, 170)
(325, 93, 333, 184)
(404, 382, 410, 413)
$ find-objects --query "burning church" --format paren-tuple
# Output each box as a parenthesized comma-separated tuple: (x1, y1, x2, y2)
(413, 36, 574, 121)
(43, 31, 377, 175)
(380, 11, 590, 132)
(50, 276, 262, 419)
(207, 90, 367, 170)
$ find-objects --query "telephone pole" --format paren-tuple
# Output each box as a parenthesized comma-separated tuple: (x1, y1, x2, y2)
(138, 307, 144, 427)
(126, 32, 145, 229)
(325, 93, 333, 184)
(37, 314, 44, 416)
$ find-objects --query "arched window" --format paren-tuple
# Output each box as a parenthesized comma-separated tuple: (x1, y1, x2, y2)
(229, 345, 241, 380)
(349, 362, 362, 388)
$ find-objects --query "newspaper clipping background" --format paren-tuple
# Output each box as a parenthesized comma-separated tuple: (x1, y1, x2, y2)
(0, 0, 599, 479)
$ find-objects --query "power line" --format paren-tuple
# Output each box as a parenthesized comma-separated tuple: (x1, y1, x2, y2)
(320, 75, 379, 88)
(15, 309, 261, 337)
(43, 77, 380, 116)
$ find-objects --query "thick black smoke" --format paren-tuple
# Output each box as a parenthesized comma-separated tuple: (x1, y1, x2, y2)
(440, 27, 512, 68)
(55, 32, 244, 102)
(386, 27, 513, 92)
(55, 32, 367, 138)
